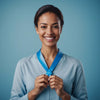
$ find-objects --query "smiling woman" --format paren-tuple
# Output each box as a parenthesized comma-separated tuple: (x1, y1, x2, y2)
(10, 5, 88, 100)
(35, 12, 61, 48)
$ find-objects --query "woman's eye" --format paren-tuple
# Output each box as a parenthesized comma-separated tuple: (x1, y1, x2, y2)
(53, 26, 59, 28)
(41, 26, 47, 28)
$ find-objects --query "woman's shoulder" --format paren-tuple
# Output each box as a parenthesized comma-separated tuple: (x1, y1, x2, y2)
(16, 53, 37, 66)
(63, 53, 82, 67)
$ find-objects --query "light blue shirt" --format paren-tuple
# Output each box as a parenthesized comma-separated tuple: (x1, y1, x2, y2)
(10, 51, 88, 100)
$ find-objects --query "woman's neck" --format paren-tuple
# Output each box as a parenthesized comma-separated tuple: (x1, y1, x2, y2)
(41, 45, 58, 60)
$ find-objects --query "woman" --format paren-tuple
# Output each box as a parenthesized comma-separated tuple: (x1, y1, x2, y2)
(10, 5, 88, 100)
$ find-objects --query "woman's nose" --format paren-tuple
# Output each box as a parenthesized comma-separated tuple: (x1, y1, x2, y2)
(47, 27, 53, 35)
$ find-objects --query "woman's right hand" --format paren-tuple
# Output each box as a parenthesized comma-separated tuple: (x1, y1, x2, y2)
(34, 74, 49, 94)
(28, 74, 49, 100)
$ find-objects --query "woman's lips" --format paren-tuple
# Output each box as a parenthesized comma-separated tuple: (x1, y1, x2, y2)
(44, 36, 55, 41)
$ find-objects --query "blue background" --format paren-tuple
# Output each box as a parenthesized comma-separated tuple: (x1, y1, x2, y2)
(0, 0, 100, 100)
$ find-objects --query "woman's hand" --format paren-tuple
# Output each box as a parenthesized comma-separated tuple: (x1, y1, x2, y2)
(49, 75, 70, 100)
(34, 74, 49, 94)
(49, 75, 64, 96)
(28, 74, 49, 100)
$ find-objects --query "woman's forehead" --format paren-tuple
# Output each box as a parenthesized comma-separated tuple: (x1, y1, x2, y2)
(38, 12, 60, 24)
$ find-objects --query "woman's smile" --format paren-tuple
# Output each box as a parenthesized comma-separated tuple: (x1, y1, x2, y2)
(44, 36, 56, 42)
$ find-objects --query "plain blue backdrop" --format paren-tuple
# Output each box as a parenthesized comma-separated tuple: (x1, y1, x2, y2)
(0, 0, 100, 100)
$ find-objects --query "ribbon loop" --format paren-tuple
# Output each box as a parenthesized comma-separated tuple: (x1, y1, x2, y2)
(46, 69, 52, 76)
(37, 49, 63, 76)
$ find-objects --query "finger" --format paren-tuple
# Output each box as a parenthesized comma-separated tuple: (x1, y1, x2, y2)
(49, 80, 63, 86)
(50, 83, 58, 89)
(49, 78, 62, 84)
(37, 74, 49, 80)
(36, 74, 49, 82)
(49, 81, 56, 86)
(49, 78, 63, 86)
(38, 77, 49, 84)
(50, 75, 62, 81)
(49, 75, 62, 82)
(39, 82, 48, 88)
(49, 79, 63, 89)
(50, 83, 63, 90)
(49, 79, 61, 85)
(36, 75, 49, 84)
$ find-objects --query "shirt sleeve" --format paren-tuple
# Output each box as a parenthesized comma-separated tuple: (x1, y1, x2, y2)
(70, 63, 88, 100)
(10, 60, 28, 100)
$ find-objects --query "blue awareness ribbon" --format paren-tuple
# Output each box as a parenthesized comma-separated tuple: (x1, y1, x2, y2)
(36, 49, 63, 76)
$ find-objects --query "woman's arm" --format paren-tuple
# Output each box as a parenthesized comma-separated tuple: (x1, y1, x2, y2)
(10, 60, 49, 100)
(49, 63, 88, 100)
(49, 75, 70, 100)
(10, 60, 48, 100)
(10, 61, 28, 100)
(70, 63, 88, 100)
(60, 90, 71, 100)
(28, 74, 49, 100)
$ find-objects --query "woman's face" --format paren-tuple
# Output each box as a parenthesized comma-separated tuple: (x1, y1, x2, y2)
(36, 12, 62, 47)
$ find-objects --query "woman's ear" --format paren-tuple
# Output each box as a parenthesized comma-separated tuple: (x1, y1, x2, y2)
(35, 26, 39, 34)
(59, 26, 62, 34)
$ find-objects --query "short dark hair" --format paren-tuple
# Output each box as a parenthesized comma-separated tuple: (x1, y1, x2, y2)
(34, 4, 64, 27)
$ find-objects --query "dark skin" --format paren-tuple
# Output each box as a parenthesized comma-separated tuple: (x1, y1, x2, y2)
(49, 75, 63, 96)
(28, 74, 70, 100)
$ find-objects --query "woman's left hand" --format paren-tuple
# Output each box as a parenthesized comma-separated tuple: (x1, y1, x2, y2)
(49, 75, 65, 98)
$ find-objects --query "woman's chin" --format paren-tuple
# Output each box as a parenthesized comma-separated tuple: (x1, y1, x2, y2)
(43, 43, 57, 48)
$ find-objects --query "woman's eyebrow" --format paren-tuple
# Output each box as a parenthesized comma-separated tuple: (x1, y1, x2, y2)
(40, 23, 47, 25)
(52, 22, 58, 25)
(40, 22, 58, 25)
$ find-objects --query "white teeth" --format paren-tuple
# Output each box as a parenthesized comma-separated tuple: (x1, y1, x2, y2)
(45, 37, 54, 40)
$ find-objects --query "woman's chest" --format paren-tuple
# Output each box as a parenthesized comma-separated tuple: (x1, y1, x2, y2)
(24, 67, 75, 95)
